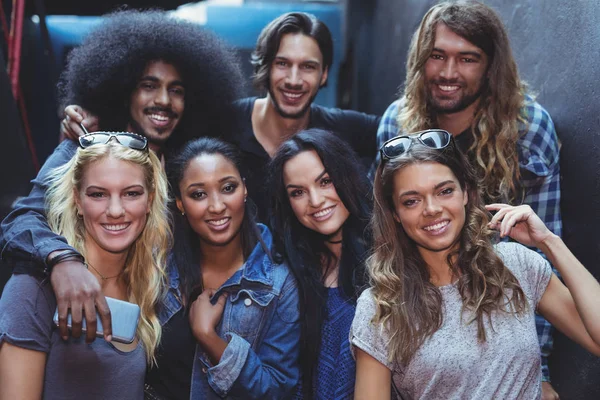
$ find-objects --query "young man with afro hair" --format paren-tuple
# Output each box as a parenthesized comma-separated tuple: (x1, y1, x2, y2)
(0, 9, 243, 345)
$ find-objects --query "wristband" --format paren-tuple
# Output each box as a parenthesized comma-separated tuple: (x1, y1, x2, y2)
(45, 250, 85, 274)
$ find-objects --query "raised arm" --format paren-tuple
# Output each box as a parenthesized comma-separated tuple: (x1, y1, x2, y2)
(487, 203, 600, 355)
(1, 140, 78, 268)
(59, 105, 99, 141)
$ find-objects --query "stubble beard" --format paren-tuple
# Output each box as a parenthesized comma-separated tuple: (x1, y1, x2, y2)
(425, 80, 486, 115)
(268, 86, 316, 120)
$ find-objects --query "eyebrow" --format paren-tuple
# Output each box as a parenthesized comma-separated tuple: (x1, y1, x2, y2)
(432, 47, 483, 59)
(398, 180, 456, 197)
(186, 176, 238, 190)
(219, 176, 237, 183)
(314, 170, 327, 182)
(86, 184, 144, 191)
(285, 170, 328, 190)
(274, 56, 322, 66)
(139, 76, 185, 87)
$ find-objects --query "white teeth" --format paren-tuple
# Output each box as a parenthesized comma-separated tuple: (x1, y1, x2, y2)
(423, 221, 449, 231)
(149, 114, 168, 121)
(207, 218, 229, 226)
(283, 92, 302, 99)
(104, 224, 128, 231)
(439, 85, 460, 91)
(313, 207, 334, 218)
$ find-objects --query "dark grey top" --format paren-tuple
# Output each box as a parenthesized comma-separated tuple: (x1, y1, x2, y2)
(0, 274, 145, 400)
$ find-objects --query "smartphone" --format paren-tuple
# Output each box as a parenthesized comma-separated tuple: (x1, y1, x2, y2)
(53, 296, 140, 344)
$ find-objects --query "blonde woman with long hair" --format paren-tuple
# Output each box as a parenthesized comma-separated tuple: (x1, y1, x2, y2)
(0, 135, 170, 399)
(352, 130, 600, 399)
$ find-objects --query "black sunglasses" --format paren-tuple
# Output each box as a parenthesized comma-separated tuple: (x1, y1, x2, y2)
(379, 129, 452, 161)
(77, 123, 148, 151)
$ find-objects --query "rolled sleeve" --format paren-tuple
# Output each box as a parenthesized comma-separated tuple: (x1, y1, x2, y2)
(224, 272, 301, 399)
(206, 333, 250, 396)
(0, 274, 56, 353)
(0, 141, 79, 271)
(350, 289, 394, 371)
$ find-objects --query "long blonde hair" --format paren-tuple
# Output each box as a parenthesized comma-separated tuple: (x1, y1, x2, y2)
(46, 141, 171, 363)
(369, 144, 527, 364)
(399, 1, 527, 203)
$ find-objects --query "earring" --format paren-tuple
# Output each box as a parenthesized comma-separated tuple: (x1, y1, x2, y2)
(181, 211, 185, 216)
(244, 197, 247, 203)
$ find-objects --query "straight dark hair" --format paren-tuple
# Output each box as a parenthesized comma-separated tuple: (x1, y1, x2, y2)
(167, 137, 269, 302)
(251, 12, 333, 92)
(269, 129, 371, 398)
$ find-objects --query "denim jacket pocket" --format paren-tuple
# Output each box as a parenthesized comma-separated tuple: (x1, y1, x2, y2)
(224, 289, 276, 340)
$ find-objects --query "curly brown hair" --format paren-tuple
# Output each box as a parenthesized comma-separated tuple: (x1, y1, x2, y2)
(369, 141, 528, 364)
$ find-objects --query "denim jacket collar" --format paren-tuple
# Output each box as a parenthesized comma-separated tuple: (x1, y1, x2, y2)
(167, 223, 273, 287)
(162, 223, 276, 320)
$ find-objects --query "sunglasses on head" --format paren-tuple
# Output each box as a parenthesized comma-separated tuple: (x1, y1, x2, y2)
(77, 123, 148, 151)
(379, 129, 452, 161)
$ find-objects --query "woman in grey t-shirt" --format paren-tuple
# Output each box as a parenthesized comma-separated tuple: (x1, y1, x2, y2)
(352, 130, 600, 399)
(0, 138, 170, 399)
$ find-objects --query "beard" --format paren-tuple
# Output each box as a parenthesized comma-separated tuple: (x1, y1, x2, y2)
(425, 78, 486, 114)
(268, 86, 317, 119)
(128, 117, 170, 146)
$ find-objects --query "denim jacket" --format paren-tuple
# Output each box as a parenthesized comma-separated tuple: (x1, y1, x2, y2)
(158, 224, 301, 399)
(0, 140, 79, 273)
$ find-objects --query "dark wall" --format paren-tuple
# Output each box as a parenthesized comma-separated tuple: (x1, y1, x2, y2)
(360, 0, 600, 398)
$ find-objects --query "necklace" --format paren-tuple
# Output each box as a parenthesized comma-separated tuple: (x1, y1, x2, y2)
(86, 261, 123, 281)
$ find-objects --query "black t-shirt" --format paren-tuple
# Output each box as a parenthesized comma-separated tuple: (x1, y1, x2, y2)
(146, 308, 195, 400)
(227, 97, 380, 223)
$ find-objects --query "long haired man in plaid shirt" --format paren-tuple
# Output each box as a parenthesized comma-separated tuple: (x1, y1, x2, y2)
(370, 2, 562, 398)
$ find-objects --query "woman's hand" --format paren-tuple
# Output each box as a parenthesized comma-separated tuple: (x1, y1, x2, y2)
(189, 289, 228, 343)
(485, 203, 554, 248)
(188, 289, 229, 365)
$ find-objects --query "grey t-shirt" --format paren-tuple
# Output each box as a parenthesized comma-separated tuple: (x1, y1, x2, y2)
(351, 242, 552, 400)
(0, 274, 145, 400)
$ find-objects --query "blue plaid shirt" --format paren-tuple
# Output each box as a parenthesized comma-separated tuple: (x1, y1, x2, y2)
(370, 97, 562, 381)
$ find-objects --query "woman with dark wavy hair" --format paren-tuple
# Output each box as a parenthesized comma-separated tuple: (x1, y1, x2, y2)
(269, 129, 372, 399)
(352, 130, 600, 399)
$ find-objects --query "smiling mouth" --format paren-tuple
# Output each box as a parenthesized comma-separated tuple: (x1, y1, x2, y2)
(422, 220, 449, 234)
(311, 205, 335, 221)
(147, 113, 172, 127)
(206, 217, 231, 229)
(281, 90, 305, 103)
(438, 84, 460, 92)
(102, 223, 130, 232)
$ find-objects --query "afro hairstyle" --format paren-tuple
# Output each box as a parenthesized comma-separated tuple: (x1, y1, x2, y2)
(57, 9, 244, 150)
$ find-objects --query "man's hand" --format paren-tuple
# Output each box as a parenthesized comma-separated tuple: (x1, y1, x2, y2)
(542, 381, 560, 400)
(50, 260, 112, 343)
(59, 105, 99, 141)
